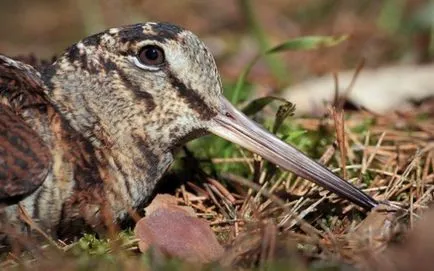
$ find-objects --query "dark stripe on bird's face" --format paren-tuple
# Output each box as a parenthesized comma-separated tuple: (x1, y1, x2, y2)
(99, 57, 157, 113)
(166, 71, 216, 120)
(66, 45, 80, 63)
(150, 23, 183, 40)
(150, 23, 183, 35)
(82, 33, 102, 47)
(117, 23, 182, 45)
(100, 56, 117, 72)
(66, 45, 100, 74)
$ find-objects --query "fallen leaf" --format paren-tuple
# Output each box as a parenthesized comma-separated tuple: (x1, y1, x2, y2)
(134, 194, 224, 263)
(282, 64, 434, 115)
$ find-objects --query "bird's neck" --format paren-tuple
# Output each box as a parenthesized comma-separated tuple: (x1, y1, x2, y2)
(40, 65, 178, 223)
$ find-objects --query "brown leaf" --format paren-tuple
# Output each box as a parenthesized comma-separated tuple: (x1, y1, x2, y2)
(134, 194, 224, 263)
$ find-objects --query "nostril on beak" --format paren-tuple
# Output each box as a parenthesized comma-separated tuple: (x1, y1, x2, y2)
(225, 112, 234, 119)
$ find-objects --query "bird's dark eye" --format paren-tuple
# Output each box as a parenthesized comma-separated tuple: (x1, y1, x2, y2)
(138, 45, 165, 66)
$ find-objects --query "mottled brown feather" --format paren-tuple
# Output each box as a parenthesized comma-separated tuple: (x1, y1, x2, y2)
(0, 55, 52, 204)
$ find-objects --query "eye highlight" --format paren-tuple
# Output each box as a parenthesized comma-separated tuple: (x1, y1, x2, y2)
(138, 45, 165, 66)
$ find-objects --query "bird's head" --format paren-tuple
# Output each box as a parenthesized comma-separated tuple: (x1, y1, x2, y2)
(43, 22, 377, 210)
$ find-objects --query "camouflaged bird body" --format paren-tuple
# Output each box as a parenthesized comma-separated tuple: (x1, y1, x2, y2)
(0, 56, 174, 238)
(0, 22, 223, 239)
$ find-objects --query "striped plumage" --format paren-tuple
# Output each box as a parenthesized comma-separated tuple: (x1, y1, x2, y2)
(0, 23, 222, 239)
(0, 22, 378, 243)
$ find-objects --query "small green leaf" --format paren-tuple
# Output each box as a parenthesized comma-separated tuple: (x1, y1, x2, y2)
(242, 96, 289, 116)
(266, 35, 348, 54)
(272, 102, 296, 134)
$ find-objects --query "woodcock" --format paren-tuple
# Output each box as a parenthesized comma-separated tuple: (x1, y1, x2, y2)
(0, 22, 378, 241)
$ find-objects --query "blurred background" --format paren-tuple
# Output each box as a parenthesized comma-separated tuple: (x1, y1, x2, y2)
(0, 0, 432, 83)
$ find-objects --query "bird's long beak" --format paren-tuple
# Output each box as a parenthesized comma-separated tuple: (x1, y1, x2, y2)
(209, 97, 378, 210)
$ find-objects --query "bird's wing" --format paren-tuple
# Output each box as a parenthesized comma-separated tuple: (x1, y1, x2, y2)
(0, 55, 52, 204)
(0, 54, 48, 110)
